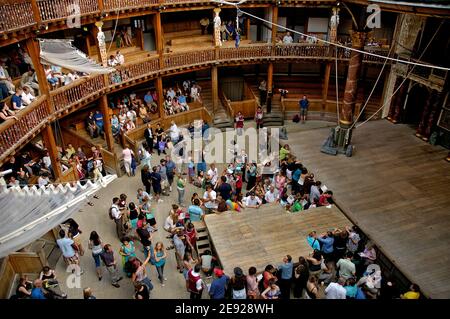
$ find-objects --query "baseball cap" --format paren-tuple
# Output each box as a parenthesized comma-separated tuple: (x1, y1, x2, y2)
(214, 268, 224, 277)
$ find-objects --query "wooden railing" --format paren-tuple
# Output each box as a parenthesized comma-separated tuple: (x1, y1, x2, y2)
(109, 56, 160, 87)
(57, 163, 79, 183)
(219, 89, 234, 119)
(0, 96, 50, 160)
(51, 74, 105, 114)
(219, 44, 272, 61)
(164, 49, 215, 70)
(37, 0, 99, 22)
(103, 0, 158, 11)
(0, 0, 35, 33)
(100, 147, 122, 176)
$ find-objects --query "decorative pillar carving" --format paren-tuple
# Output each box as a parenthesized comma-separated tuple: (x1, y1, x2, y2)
(213, 8, 222, 47)
(95, 21, 108, 67)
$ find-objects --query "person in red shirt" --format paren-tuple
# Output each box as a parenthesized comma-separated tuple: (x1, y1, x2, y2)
(235, 111, 244, 136)
(319, 190, 333, 206)
(187, 264, 205, 299)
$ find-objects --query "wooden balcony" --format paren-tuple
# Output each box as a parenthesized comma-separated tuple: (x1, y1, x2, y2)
(37, 0, 99, 22)
(103, 0, 158, 12)
(0, 43, 390, 163)
(0, 96, 51, 163)
(0, 0, 35, 33)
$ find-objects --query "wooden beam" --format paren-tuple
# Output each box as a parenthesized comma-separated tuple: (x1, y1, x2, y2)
(271, 5, 278, 43)
(30, 0, 42, 25)
(322, 62, 331, 111)
(211, 66, 219, 113)
(42, 125, 62, 180)
(99, 95, 115, 152)
(156, 76, 164, 119)
(24, 37, 51, 103)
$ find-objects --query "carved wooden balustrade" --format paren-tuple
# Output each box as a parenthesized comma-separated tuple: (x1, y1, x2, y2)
(164, 49, 216, 70)
(0, 97, 50, 161)
(103, 0, 158, 11)
(109, 56, 160, 87)
(0, 0, 35, 33)
(273, 43, 329, 59)
(51, 74, 105, 114)
(37, 0, 99, 22)
(219, 44, 272, 61)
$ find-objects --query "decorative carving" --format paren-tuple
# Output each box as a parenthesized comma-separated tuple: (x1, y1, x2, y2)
(213, 8, 222, 47)
(95, 21, 107, 67)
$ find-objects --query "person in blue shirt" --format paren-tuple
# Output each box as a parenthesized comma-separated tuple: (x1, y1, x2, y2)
(188, 199, 204, 222)
(11, 87, 23, 110)
(277, 255, 293, 299)
(299, 95, 309, 123)
(209, 268, 230, 299)
(291, 165, 302, 193)
(94, 110, 104, 136)
(307, 231, 321, 251)
(317, 231, 335, 261)
(31, 279, 47, 299)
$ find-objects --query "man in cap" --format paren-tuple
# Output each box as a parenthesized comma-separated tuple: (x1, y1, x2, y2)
(209, 268, 230, 299)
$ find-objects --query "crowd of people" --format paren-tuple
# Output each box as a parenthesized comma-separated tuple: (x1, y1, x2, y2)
(163, 80, 200, 116)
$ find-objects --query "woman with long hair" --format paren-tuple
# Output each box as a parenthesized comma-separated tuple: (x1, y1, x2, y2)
(119, 237, 136, 275)
(153, 242, 167, 286)
(293, 256, 310, 298)
(305, 276, 319, 299)
(89, 231, 104, 280)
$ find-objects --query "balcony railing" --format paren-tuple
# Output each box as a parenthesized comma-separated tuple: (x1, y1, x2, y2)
(0, 96, 50, 160)
(164, 49, 215, 70)
(219, 44, 272, 61)
(37, 0, 99, 22)
(0, 0, 35, 33)
(103, 0, 158, 11)
(109, 56, 160, 86)
(51, 74, 106, 113)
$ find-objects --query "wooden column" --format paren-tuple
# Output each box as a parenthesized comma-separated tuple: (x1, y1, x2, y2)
(266, 62, 274, 113)
(25, 37, 50, 98)
(387, 77, 401, 120)
(322, 63, 331, 111)
(211, 66, 219, 113)
(340, 31, 366, 126)
(271, 5, 278, 43)
(135, 27, 144, 50)
(423, 92, 442, 140)
(100, 95, 114, 152)
(245, 16, 251, 39)
(154, 12, 164, 68)
(392, 79, 408, 123)
(30, 0, 42, 25)
(156, 76, 164, 119)
(98, 0, 104, 12)
(42, 125, 62, 180)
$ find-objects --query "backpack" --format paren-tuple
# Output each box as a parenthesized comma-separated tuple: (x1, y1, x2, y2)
(108, 206, 115, 220)
(293, 114, 300, 123)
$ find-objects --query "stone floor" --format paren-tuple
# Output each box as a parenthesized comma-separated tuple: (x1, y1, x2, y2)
(54, 119, 338, 299)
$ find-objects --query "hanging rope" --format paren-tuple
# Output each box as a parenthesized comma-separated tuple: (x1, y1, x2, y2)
(107, 0, 122, 54)
(213, 1, 450, 72)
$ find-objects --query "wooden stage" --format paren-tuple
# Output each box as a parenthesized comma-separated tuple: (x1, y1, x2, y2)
(289, 120, 450, 299)
(204, 205, 352, 276)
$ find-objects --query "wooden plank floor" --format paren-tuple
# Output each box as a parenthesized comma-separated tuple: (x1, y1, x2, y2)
(205, 205, 351, 276)
(289, 120, 450, 299)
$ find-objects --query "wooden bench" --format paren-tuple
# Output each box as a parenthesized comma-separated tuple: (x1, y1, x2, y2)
(73, 120, 85, 131)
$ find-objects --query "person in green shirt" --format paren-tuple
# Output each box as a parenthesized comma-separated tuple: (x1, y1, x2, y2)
(176, 173, 186, 207)
(279, 144, 291, 161)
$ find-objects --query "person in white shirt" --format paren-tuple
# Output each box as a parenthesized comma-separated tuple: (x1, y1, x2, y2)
(169, 121, 180, 144)
(38, 173, 50, 187)
(64, 72, 79, 86)
(264, 185, 279, 203)
(122, 146, 134, 177)
(203, 184, 218, 211)
(0, 64, 15, 94)
(108, 55, 118, 67)
(245, 192, 262, 208)
(167, 88, 176, 100)
(325, 277, 347, 299)
(115, 51, 125, 65)
(282, 32, 294, 44)
(126, 108, 137, 123)
(21, 86, 36, 106)
(207, 164, 218, 186)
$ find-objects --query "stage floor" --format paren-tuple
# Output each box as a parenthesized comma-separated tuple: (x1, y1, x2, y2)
(205, 205, 351, 276)
(290, 120, 450, 298)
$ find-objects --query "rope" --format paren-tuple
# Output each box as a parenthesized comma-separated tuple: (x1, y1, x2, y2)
(107, 0, 122, 54)
(215, 1, 450, 72)
(354, 20, 443, 129)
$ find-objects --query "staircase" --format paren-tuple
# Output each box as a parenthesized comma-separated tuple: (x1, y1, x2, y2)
(248, 82, 284, 127)
(200, 82, 234, 131)
(192, 221, 212, 256)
